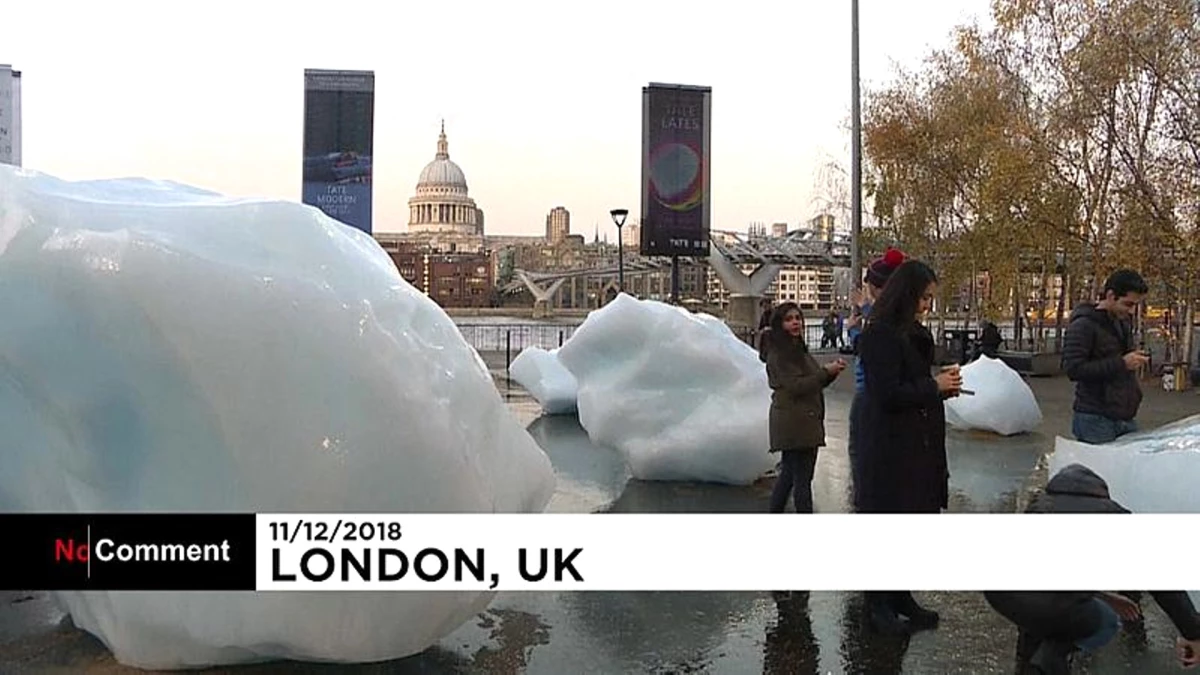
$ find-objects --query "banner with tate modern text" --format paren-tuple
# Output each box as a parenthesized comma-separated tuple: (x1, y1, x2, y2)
(302, 69, 375, 235)
(640, 83, 711, 258)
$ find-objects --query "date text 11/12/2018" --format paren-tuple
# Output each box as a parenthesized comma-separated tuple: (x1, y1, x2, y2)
(268, 519, 402, 544)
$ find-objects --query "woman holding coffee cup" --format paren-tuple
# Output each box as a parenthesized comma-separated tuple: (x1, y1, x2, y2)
(855, 260, 962, 635)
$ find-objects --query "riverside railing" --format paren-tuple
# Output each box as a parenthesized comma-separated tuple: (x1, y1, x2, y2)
(460, 322, 846, 372)
(456, 324, 578, 371)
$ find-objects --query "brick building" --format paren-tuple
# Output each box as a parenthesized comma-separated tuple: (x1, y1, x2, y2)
(426, 253, 494, 307)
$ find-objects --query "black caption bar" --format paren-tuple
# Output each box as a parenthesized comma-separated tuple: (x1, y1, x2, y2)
(2, 514, 256, 591)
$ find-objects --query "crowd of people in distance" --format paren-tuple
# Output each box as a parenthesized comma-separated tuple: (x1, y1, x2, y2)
(755, 253, 1199, 673)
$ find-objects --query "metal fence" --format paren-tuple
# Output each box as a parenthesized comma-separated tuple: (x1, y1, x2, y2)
(745, 326, 834, 350)
(460, 318, 1197, 379)
(461, 322, 847, 372)
(457, 324, 577, 355)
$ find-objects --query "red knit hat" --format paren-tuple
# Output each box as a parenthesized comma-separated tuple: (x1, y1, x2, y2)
(865, 248, 905, 288)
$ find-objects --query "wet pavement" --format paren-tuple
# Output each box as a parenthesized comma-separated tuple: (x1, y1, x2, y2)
(3, 355, 1198, 674)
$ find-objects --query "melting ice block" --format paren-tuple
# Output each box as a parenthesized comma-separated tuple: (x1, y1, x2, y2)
(945, 356, 1043, 435)
(555, 294, 775, 485)
(1051, 415, 1200, 605)
(1051, 414, 1200, 513)
(509, 346, 578, 415)
(0, 166, 555, 669)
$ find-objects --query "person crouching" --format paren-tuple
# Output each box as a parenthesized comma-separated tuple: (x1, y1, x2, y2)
(761, 302, 847, 513)
(984, 463, 1200, 674)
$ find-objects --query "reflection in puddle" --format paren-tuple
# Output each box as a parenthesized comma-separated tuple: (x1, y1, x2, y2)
(561, 590, 758, 673)
(524, 415, 629, 513)
(763, 592, 821, 675)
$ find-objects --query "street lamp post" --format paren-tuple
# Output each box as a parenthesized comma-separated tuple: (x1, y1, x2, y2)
(610, 208, 628, 293)
(850, 0, 863, 290)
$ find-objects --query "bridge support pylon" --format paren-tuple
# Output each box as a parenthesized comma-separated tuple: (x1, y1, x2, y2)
(707, 250, 781, 337)
(518, 272, 566, 318)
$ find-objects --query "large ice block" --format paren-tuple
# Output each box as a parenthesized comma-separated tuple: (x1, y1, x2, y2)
(1051, 415, 1200, 606)
(0, 166, 555, 669)
(945, 356, 1043, 435)
(556, 294, 775, 485)
(508, 346, 578, 415)
(1051, 414, 1200, 513)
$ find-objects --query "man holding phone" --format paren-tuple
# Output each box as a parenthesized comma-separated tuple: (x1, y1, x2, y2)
(1062, 269, 1150, 444)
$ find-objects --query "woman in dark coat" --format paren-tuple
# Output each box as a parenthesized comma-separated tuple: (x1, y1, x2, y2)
(761, 302, 846, 513)
(856, 260, 962, 634)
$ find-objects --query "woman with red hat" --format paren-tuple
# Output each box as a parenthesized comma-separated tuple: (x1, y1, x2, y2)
(847, 247, 906, 510)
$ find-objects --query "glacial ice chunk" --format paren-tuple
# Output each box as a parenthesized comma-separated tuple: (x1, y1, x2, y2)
(508, 346, 578, 415)
(945, 356, 1043, 435)
(1051, 414, 1200, 605)
(1051, 414, 1200, 513)
(556, 294, 775, 485)
(0, 165, 555, 669)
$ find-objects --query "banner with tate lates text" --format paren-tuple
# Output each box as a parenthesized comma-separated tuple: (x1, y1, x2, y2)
(640, 83, 711, 258)
(302, 69, 375, 235)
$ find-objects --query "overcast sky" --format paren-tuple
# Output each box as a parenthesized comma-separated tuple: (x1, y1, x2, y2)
(5, 0, 992, 237)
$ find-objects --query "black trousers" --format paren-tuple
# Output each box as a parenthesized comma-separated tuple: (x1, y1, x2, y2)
(848, 391, 866, 512)
(985, 592, 1115, 645)
(770, 448, 819, 513)
(984, 592, 1122, 674)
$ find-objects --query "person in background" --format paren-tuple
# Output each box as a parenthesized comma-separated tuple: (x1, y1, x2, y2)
(985, 463, 1200, 674)
(846, 248, 906, 509)
(856, 260, 962, 634)
(756, 297, 774, 352)
(835, 310, 845, 350)
(1062, 269, 1150, 444)
(761, 302, 846, 513)
(821, 310, 839, 350)
(979, 319, 1003, 359)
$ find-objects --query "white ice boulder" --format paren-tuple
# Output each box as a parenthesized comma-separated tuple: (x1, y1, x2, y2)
(0, 166, 555, 670)
(508, 346, 578, 415)
(556, 294, 775, 485)
(1051, 414, 1200, 605)
(945, 356, 1043, 435)
(1051, 414, 1200, 513)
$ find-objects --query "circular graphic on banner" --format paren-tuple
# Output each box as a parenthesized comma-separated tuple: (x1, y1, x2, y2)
(649, 142, 704, 212)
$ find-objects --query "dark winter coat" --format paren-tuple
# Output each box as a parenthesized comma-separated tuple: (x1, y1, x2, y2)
(854, 321, 949, 513)
(980, 322, 1003, 358)
(984, 464, 1200, 640)
(1062, 303, 1143, 421)
(763, 334, 836, 451)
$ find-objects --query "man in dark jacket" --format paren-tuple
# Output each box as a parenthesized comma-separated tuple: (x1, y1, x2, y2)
(979, 320, 1003, 359)
(1062, 270, 1150, 444)
(985, 464, 1200, 674)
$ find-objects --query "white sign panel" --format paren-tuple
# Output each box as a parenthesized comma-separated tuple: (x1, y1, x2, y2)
(10, 69, 20, 166)
(0, 65, 14, 166)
